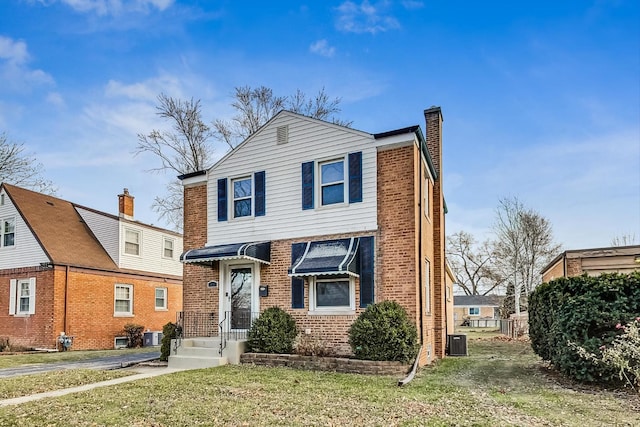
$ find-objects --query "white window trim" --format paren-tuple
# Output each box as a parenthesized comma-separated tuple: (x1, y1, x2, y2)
(230, 175, 254, 220)
(468, 307, 480, 316)
(1, 216, 16, 248)
(317, 156, 347, 208)
(114, 284, 134, 316)
(9, 278, 36, 316)
(424, 177, 431, 219)
(155, 287, 168, 311)
(162, 237, 174, 259)
(308, 275, 355, 315)
(123, 228, 141, 257)
(425, 258, 431, 314)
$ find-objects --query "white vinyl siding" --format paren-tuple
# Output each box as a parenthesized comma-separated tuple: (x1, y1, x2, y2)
(117, 222, 183, 276)
(9, 278, 36, 315)
(207, 112, 378, 244)
(75, 207, 120, 264)
(0, 191, 49, 269)
(114, 284, 133, 316)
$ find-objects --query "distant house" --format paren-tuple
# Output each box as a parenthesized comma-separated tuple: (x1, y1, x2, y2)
(174, 107, 452, 368)
(541, 245, 640, 282)
(453, 295, 502, 326)
(0, 184, 183, 350)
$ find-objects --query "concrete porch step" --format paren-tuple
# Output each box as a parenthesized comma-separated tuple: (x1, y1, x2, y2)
(168, 354, 228, 370)
(168, 337, 248, 369)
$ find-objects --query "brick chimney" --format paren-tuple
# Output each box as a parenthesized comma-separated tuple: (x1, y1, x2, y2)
(118, 188, 134, 219)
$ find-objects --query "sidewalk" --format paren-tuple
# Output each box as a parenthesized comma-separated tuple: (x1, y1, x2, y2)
(0, 365, 183, 407)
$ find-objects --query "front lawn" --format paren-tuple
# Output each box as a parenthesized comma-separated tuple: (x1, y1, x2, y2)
(0, 337, 637, 426)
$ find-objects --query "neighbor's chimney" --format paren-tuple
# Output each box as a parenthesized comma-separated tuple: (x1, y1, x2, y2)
(424, 106, 443, 176)
(118, 188, 134, 219)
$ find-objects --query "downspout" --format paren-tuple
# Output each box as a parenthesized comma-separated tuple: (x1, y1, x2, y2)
(418, 163, 424, 347)
(64, 265, 69, 335)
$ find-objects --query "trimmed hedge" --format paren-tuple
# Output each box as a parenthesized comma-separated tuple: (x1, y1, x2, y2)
(247, 307, 297, 353)
(348, 300, 419, 363)
(160, 322, 181, 362)
(529, 272, 640, 383)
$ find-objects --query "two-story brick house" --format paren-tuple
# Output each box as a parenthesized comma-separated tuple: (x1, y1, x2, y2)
(174, 107, 449, 367)
(0, 184, 183, 350)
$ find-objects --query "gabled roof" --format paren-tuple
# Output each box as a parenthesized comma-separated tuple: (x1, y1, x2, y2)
(2, 183, 118, 270)
(454, 295, 503, 307)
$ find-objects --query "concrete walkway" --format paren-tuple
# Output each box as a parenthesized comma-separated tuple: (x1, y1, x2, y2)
(0, 365, 183, 407)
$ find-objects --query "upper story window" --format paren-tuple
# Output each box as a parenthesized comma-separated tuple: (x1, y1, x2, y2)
(2, 217, 15, 248)
(163, 237, 174, 259)
(124, 229, 140, 256)
(0, 194, 4, 205)
(320, 159, 345, 206)
(114, 284, 133, 316)
(233, 177, 252, 218)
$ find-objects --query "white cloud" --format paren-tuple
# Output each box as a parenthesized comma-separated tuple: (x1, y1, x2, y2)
(32, 0, 174, 15)
(46, 92, 66, 107)
(401, 1, 423, 10)
(0, 36, 54, 91)
(104, 74, 185, 101)
(309, 39, 336, 58)
(335, 1, 401, 34)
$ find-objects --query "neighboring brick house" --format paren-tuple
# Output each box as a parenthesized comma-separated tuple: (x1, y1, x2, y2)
(0, 184, 183, 350)
(541, 245, 640, 282)
(453, 295, 502, 327)
(175, 107, 450, 368)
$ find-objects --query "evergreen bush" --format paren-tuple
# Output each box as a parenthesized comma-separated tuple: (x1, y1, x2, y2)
(529, 272, 640, 384)
(348, 300, 419, 363)
(247, 307, 297, 353)
(160, 322, 181, 362)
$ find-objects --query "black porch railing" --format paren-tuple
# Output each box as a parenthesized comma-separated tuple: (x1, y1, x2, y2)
(219, 311, 259, 355)
(176, 311, 218, 338)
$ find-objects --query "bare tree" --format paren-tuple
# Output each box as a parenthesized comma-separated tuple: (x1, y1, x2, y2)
(137, 87, 350, 230)
(492, 196, 560, 314)
(213, 86, 351, 150)
(0, 133, 56, 194)
(611, 233, 638, 246)
(446, 231, 503, 295)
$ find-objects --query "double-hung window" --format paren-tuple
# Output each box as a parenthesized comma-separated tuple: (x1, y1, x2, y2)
(155, 287, 167, 310)
(9, 278, 35, 315)
(309, 275, 355, 313)
(163, 238, 174, 259)
(124, 229, 140, 256)
(469, 307, 480, 316)
(319, 159, 345, 206)
(2, 217, 15, 247)
(232, 177, 252, 218)
(114, 284, 133, 316)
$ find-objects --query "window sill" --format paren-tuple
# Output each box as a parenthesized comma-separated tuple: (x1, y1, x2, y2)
(155, 308, 168, 312)
(307, 309, 355, 316)
(11, 313, 31, 318)
(113, 313, 134, 317)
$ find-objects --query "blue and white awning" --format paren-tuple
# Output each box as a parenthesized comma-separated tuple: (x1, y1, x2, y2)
(180, 241, 271, 265)
(288, 237, 360, 277)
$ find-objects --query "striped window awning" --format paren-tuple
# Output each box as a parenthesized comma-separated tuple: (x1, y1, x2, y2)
(288, 237, 360, 277)
(180, 241, 271, 265)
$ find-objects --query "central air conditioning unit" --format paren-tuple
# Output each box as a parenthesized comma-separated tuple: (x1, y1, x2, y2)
(447, 334, 468, 356)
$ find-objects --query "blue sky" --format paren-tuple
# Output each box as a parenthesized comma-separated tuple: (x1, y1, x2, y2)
(1, 0, 638, 249)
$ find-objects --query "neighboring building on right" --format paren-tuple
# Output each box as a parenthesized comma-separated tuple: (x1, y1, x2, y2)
(453, 295, 502, 327)
(541, 245, 640, 283)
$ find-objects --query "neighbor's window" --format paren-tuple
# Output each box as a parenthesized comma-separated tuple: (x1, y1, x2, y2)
(469, 307, 480, 316)
(424, 176, 430, 218)
(114, 284, 133, 315)
(232, 177, 252, 218)
(425, 259, 431, 314)
(155, 287, 167, 310)
(319, 159, 344, 205)
(2, 217, 15, 247)
(124, 229, 140, 255)
(9, 278, 36, 315)
(310, 275, 355, 312)
(163, 237, 174, 259)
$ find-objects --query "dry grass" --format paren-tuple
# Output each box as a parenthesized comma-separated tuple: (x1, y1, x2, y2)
(0, 335, 637, 426)
(0, 347, 158, 369)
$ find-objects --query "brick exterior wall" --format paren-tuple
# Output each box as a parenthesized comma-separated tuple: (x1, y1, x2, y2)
(566, 258, 583, 277)
(0, 264, 181, 350)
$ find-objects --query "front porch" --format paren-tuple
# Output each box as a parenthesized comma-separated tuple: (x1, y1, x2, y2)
(168, 311, 258, 369)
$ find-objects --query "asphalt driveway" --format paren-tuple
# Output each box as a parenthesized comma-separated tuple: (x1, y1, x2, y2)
(0, 351, 160, 378)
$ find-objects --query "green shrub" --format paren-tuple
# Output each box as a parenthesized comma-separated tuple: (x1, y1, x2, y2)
(122, 323, 145, 348)
(348, 300, 419, 363)
(247, 307, 297, 353)
(160, 322, 181, 362)
(529, 272, 640, 384)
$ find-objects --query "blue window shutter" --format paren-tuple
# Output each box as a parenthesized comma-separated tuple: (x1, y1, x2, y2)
(359, 236, 375, 307)
(301, 161, 314, 210)
(255, 171, 266, 217)
(217, 178, 227, 222)
(348, 151, 363, 203)
(291, 242, 306, 308)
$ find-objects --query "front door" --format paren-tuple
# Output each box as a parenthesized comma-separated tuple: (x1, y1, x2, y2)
(227, 265, 253, 330)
